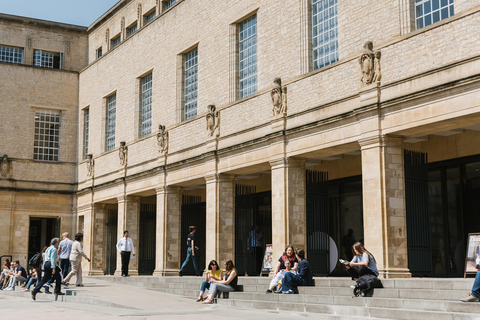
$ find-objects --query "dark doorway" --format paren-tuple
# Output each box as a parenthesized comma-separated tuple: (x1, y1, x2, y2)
(138, 203, 156, 275)
(28, 217, 60, 267)
(327, 175, 364, 276)
(235, 185, 272, 276)
(105, 209, 118, 275)
(181, 196, 206, 275)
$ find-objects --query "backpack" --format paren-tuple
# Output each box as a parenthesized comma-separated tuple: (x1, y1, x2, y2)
(353, 274, 383, 297)
(29, 252, 42, 268)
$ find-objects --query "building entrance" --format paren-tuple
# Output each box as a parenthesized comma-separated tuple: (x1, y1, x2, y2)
(138, 202, 156, 275)
(28, 217, 60, 266)
(181, 196, 206, 275)
(105, 208, 117, 275)
(235, 186, 271, 276)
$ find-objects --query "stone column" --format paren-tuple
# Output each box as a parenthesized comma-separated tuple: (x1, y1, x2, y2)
(270, 158, 307, 261)
(82, 204, 94, 276)
(115, 195, 140, 276)
(89, 204, 106, 275)
(205, 174, 235, 264)
(153, 186, 181, 276)
(360, 135, 411, 278)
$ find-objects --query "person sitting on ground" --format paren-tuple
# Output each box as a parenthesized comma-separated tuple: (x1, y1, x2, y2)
(280, 248, 313, 294)
(462, 265, 480, 302)
(22, 267, 38, 292)
(4, 260, 28, 290)
(266, 245, 298, 293)
(344, 242, 379, 280)
(202, 259, 238, 304)
(196, 259, 223, 302)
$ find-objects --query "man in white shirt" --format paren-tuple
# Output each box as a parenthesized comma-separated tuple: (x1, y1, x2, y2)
(58, 232, 74, 276)
(116, 230, 135, 277)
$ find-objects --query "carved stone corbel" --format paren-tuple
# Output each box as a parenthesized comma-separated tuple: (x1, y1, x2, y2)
(119, 141, 127, 166)
(271, 77, 287, 116)
(359, 41, 381, 86)
(157, 125, 169, 154)
(0, 154, 11, 178)
(86, 154, 94, 177)
(206, 105, 220, 137)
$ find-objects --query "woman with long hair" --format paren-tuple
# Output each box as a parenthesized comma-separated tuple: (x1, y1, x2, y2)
(196, 259, 223, 302)
(202, 259, 238, 304)
(345, 242, 378, 280)
(266, 245, 298, 293)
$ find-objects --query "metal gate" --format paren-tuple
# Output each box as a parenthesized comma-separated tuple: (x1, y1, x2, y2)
(105, 209, 118, 275)
(181, 196, 206, 275)
(235, 185, 272, 276)
(306, 170, 330, 276)
(405, 150, 432, 276)
(138, 203, 156, 275)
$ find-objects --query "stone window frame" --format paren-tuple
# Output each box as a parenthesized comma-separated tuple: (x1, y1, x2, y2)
(176, 43, 199, 123)
(0, 44, 24, 64)
(414, 0, 454, 29)
(163, 0, 177, 11)
(95, 46, 103, 60)
(140, 72, 153, 137)
(229, 10, 259, 102)
(311, 0, 339, 71)
(143, 8, 156, 25)
(126, 21, 138, 38)
(83, 107, 90, 160)
(33, 108, 62, 162)
(105, 92, 117, 152)
(183, 47, 199, 121)
(110, 34, 121, 49)
(33, 49, 62, 69)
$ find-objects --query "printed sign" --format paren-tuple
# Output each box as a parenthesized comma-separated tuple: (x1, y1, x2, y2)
(465, 233, 480, 276)
(261, 244, 273, 273)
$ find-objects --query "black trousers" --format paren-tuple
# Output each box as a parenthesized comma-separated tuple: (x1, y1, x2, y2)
(347, 265, 376, 280)
(60, 258, 70, 276)
(121, 251, 131, 276)
(33, 262, 61, 293)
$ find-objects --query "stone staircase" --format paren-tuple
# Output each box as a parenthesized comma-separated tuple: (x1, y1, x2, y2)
(95, 276, 480, 319)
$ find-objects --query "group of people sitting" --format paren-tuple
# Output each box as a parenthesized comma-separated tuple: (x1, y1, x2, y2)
(194, 242, 379, 301)
(0, 259, 29, 291)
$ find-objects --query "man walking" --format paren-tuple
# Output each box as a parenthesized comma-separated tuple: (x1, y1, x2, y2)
(31, 237, 65, 300)
(179, 226, 201, 276)
(58, 232, 73, 277)
(116, 230, 135, 277)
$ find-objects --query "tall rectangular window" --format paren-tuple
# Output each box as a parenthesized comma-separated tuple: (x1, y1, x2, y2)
(164, 0, 176, 10)
(238, 15, 257, 99)
(144, 10, 156, 24)
(34, 109, 61, 162)
(312, 0, 339, 70)
(83, 108, 89, 159)
(184, 48, 198, 120)
(415, 0, 454, 29)
(111, 35, 121, 49)
(0, 45, 23, 64)
(33, 50, 62, 69)
(95, 47, 103, 59)
(141, 73, 153, 137)
(106, 93, 116, 151)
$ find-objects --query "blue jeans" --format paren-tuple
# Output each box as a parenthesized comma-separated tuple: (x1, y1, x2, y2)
(179, 247, 201, 275)
(281, 272, 306, 292)
(200, 281, 210, 292)
(25, 277, 37, 289)
(471, 271, 480, 298)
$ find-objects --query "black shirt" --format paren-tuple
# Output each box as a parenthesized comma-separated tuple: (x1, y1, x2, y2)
(226, 272, 238, 290)
(18, 265, 27, 279)
(187, 233, 195, 247)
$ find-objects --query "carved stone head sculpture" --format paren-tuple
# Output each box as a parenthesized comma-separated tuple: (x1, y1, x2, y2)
(119, 141, 127, 166)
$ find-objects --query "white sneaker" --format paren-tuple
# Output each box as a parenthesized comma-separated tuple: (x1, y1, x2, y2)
(4, 287, 13, 291)
(461, 295, 480, 302)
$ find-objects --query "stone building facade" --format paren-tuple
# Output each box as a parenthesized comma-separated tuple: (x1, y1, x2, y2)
(2, 0, 480, 278)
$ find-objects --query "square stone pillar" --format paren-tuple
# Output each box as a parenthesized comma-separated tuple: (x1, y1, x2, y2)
(270, 158, 306, 261)
(153, 186, 181, 276)
(115, 195, 140, 276)
(89, 204, 107, 276)
(82, 205, 94, 276)
(360, 135, 411, 278)
(205, 174, 235, 264)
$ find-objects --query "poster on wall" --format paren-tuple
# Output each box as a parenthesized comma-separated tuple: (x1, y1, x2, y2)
(261, 244, 273, 274)
(465, 233, 480, 277)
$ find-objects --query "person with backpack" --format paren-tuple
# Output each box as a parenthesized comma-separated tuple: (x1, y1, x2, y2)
(31, 238, 65, 300)
(344, 242, 379, 280)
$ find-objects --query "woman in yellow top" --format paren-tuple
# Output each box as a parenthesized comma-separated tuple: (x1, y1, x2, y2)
(196, 260, 223, 302)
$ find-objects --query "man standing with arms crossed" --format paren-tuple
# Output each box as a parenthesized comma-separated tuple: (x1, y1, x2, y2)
(116, 230, 135, 277)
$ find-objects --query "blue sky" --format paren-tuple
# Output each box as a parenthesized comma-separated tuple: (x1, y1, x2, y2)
(0, 0, 120, 26)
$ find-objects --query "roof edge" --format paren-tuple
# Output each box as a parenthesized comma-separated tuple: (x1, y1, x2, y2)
(0, 13, 87, 32)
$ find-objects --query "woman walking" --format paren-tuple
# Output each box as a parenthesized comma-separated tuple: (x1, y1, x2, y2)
(63, 233, 91, 287)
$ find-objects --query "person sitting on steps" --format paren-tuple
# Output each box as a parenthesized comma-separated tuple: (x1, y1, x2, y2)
(266, 245, 298, 293)
(344, 242, 379, 281)
(196, 259, 223, 302)
(202, 259, 238, 304)
(280, 248, 312, 294)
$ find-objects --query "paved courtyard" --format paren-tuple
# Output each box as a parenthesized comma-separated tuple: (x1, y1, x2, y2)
(0, 277, 309, 320)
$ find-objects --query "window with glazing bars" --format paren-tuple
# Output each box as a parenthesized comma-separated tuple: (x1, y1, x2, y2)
(96, 47, 102, 59)
(106, 93, 116, 151)
(312, 0, 338, 70)
(164, 0, 176, 10)
(33, 50, 62, 69)
(111, 36, 121, 49)
(84, 108, 89, 159)
(415, 0, 454, 29)
(145, 10, 156, 24)
(184, 48, 198, 120)
(141, 73, 153, 136)
(0, 45, 23, 64)
(238, 15, 257, 99)
(127, 23, 138, 37)
(34, 109, 61, 162)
